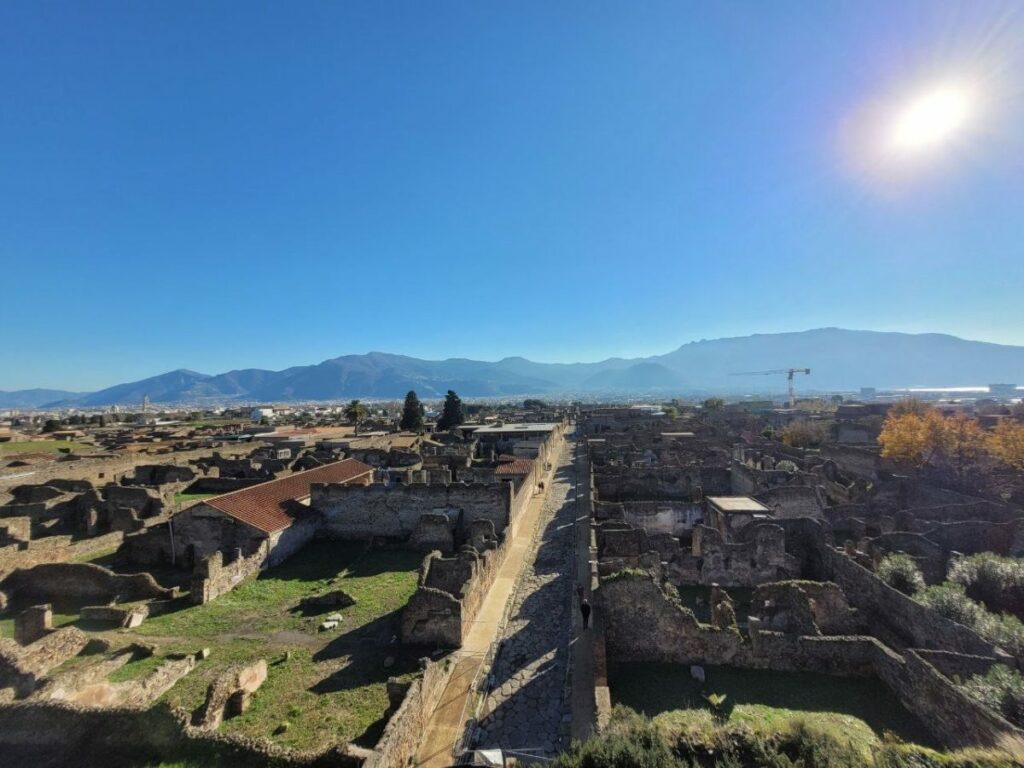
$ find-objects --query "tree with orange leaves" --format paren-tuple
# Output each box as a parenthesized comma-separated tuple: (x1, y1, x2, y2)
(879, 411, 931, 467)
(878, 410, 982, 473)
(988, 419, 1024, 471)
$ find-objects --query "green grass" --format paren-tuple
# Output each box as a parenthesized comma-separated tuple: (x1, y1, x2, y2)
(0, 440, 101, 455)
(0, 612, 79, 639)
(72, 546, 121, 564)
(122, 540, 423, 750)
(609, 661, 937, 748)
(108, 653, 165, 683)
(172, 493, 219, 505)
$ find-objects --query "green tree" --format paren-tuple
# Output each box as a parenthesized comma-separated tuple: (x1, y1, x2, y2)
(344, 399, 367, 435)
(661, 404, 679, 418)
(702, 397, 724, 412)
(399, 390, 425, 432)
(436, 390, 464, 431)
(42, 419, 61, 433)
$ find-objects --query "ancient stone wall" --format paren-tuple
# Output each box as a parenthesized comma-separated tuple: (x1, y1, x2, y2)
(597, 500, 703, 537)
(826, 547, 1007, 659)
(592, 466, 698, 502)
(191, 542, 269, 605)
(1, 562, 172, 609)
(0, 700, 361, 767)
(314, 482, 513, 542)
(0, 627, 90, 698)
(679, 524, 799, 587)
(599, 572, 1022, 749)
(599, 574, 750, 665)
(755, 486, 824, 519)
(0, 530, 125, 580)
(818, 445, 880, 481)
(919, 518, 1024, 556)
(265, 518, 318, 569)
(364, 658, 454, 768)
(401, 537, 508, 647)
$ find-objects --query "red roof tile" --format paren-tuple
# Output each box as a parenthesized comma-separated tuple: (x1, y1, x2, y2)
(203, 458, 372, 534)
(495, 459, 534, 476)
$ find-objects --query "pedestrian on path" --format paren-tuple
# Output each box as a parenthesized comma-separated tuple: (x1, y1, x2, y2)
(580, 598, 592, 629)
(576, 583, 585, 603)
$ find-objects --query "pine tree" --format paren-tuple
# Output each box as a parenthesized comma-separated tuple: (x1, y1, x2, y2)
(400, 390, 425, 432)
(436, 390, 464, 431)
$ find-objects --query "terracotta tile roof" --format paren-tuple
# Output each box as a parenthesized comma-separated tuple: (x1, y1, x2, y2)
(495, 459, 534, 477)
(203, 458, 373, 534)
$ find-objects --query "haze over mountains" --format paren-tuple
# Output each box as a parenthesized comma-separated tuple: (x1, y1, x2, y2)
(4, 328, 1024, 408)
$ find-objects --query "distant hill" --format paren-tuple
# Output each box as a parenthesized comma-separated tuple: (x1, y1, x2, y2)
(3, 328, 1024, 407)
(0, 388, 86, 409)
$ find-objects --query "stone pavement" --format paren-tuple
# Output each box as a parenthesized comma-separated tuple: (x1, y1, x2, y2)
(414, 435, 570, 768)
(475, 440, 577, 759)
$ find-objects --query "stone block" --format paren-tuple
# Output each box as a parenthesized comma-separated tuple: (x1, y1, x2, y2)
(15, 604, 52, 646)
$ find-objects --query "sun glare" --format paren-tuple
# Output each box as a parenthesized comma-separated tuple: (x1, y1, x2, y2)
(889, 83, 974, 152)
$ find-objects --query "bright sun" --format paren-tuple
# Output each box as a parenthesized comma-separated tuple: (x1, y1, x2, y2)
(889, 83, 974, 153)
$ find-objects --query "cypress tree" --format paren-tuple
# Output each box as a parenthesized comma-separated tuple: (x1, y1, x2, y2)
(437, 390, 465, 431)
(400, 390, 425, 431)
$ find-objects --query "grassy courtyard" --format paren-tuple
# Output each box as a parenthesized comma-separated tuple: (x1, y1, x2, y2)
(110, 539, 424, 751)
(608, 662, 936, 749)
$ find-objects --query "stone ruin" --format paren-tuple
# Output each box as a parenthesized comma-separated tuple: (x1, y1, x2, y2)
(401, 519, 504, 647)
(196, 659, 268, 729)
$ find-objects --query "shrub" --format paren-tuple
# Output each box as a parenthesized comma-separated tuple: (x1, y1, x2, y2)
(877, 554, 926, 596)
(948, 554, 1024, 618)
(917, 583, 1024, 660)
(780, 420, 827, 448)
(962, 665, 1024, 728)
(917, 583, 988, 629)
(555, 706, 1020, 768)
(554, 707, 681, 768)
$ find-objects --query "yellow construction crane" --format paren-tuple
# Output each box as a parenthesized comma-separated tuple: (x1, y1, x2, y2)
(730, 368, 811, 408)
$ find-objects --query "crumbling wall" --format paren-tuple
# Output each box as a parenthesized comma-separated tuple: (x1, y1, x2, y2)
(599, 574, 750, 665)
(401, 539, 508, 647)
(400, 587, 462, 647)
(680, 524, 799, 587)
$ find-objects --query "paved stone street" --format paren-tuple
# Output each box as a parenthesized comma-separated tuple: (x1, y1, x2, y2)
(476, 440, 577, 758)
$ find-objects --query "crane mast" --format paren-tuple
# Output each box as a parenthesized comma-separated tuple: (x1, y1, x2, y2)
(729, 367, 811, 407)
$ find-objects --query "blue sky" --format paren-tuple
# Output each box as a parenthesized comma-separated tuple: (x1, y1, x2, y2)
(2, 2, 1022, 391)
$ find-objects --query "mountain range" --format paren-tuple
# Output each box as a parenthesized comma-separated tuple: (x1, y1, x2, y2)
(3, 328, 1024, 408)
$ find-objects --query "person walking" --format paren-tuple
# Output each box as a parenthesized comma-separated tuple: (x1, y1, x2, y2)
(580, 598, 592, 629)
(576, 583, 585, 603)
